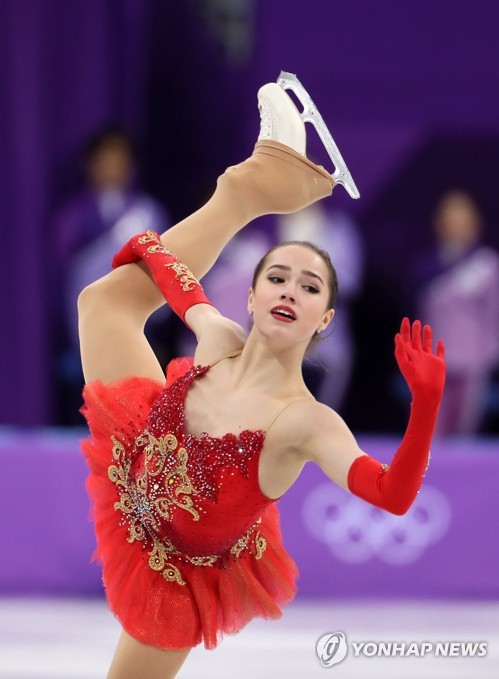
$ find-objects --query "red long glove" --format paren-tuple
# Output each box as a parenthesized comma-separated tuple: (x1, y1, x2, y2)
(112, 230, 215, 325)
(347, 318, 446, 515)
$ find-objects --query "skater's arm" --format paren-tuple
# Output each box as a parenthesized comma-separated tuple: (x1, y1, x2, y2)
(305, 319, 446, 515)
(112, 230, 247, 363)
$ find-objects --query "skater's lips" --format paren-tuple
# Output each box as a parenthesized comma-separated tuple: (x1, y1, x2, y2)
(270, 305, 297, 322)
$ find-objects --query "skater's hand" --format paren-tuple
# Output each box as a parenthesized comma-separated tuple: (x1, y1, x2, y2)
(394, 318, 446, 402)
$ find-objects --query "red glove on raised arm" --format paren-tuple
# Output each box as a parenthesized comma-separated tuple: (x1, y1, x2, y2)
(112, 230, 215, 326)
(347, 318, 446, 515)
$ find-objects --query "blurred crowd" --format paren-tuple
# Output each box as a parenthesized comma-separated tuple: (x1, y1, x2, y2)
(51, 128, 499, 436)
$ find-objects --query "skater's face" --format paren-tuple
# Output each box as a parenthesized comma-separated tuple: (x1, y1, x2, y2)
(248, 244, 334, 348)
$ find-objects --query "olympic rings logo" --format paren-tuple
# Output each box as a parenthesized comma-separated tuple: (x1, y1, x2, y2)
(302, 484, 452, 564)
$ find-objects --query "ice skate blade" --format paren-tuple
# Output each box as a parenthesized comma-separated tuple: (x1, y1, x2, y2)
(276, 71, 360, 199)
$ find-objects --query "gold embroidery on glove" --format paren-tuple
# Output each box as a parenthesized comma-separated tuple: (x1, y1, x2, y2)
(137, 230, 160, 245)
(166, 261, 202, 292)
(136, 230, 204, 292)
(147, 243, 171, 255)
(136, 231, 172, 256)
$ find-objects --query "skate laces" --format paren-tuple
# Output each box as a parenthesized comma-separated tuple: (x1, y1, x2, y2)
(257, 101, 274, 142)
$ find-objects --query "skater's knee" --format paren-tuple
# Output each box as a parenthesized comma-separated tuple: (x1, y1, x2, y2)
(78, 277, 112, 316)
(77, 274, 130, 327)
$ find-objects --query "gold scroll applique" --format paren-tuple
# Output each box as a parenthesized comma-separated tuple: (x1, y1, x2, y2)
(137, 230, 160, 245)
(230, 533, 249, 559)
(147, 537, 186, 585)
(165, 261, 201, 292)
(108, 432, 267, 585)
(136, 230, 203, 292)
(147, 243, 171, 255)
(222, 525, 268, 562)
(134, 431, 200, 522)
(254, 532, 267, 560)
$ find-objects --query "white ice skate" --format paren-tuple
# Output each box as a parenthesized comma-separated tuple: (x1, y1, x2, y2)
(257, 82, 306, 156)
(276, 71, 360, 199)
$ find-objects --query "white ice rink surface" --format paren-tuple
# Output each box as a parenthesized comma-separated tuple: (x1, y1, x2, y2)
(0, 598, 498, 679)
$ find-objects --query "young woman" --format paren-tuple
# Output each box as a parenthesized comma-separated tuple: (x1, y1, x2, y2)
(78, 77, 446, 679)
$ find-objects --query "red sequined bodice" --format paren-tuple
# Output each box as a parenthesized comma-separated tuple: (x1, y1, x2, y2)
(111, 364, 275, 566)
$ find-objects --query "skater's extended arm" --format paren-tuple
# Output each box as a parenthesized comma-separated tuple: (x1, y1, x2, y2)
(304, 319, 446, 515)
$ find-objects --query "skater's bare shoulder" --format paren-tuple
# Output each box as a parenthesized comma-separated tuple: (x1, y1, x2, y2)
(188, 305, 246, 366)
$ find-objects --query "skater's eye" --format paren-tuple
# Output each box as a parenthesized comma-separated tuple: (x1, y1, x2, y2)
(303, 285, 319, 294)
(268, 276, 285, 284)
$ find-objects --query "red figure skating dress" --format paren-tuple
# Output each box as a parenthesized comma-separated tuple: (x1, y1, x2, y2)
(81, 357, 299, 650)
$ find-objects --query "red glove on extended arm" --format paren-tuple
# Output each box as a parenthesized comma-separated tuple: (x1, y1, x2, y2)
(347, 318, 446, 515)
(112, 230, 215, 326)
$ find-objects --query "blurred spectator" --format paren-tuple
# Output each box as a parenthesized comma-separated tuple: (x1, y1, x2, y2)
(278, 204, 364, 411)
(54, 127, 170, 347)
(414, 190, 499, 435)
(52, 127, 171, 421)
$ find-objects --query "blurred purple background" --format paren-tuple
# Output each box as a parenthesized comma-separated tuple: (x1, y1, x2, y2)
(1, 0, 499, 430)
(1, 0, 498, 605)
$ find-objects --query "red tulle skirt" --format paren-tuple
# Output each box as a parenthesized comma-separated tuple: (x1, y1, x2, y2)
(80, 358, 299, 650)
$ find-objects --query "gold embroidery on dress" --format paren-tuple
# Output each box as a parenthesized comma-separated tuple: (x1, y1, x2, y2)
(254, 532, 267, 560)
(187, 554, 219, 567)
(108, 431, 268, 585)
(230, 534, 250, 559)
(127, 519, 145, 543)
(381, 463, 389, 472)
(114, 493, 134, 515)
(108, 437, 129, 488)
(148, 538, 186, 585)
(134, 432, 200, 522)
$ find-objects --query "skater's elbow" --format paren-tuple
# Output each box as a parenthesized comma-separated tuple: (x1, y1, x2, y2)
(381, 494, 414, 516)
(78, 280, 108, 315)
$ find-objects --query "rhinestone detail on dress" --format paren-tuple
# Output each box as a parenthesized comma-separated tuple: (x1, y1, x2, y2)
(107, 363, 271, 584)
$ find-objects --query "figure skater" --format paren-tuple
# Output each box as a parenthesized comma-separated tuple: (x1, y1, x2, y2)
(78, 73, 446, 679)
